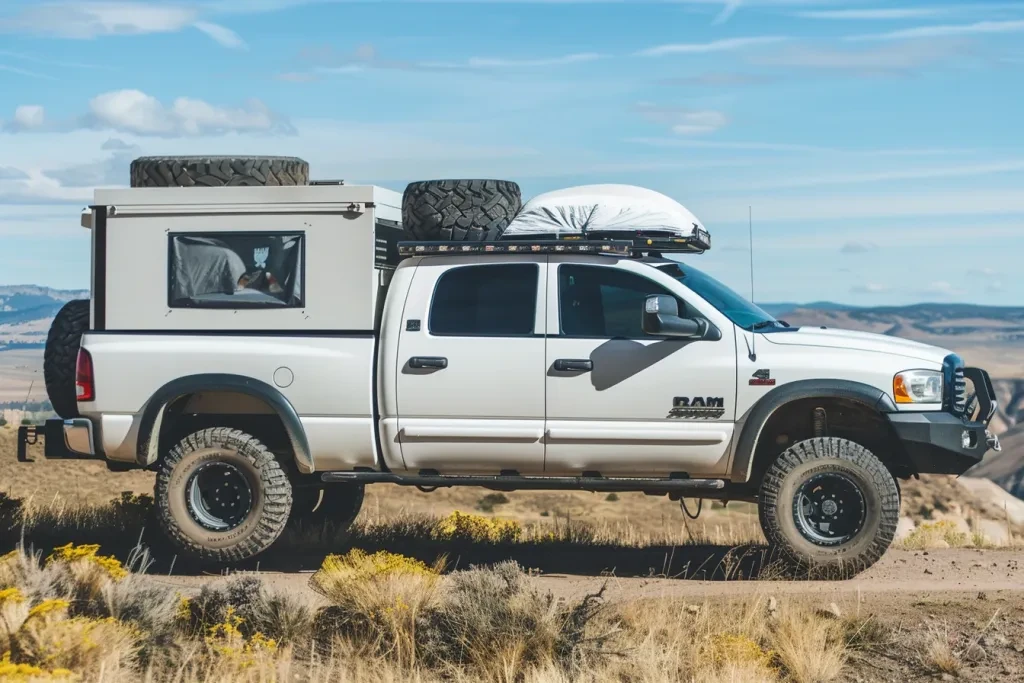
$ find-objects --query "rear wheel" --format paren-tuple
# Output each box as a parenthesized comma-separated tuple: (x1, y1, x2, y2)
(758, 437, 899, 578)
(155, 427, 292, 564)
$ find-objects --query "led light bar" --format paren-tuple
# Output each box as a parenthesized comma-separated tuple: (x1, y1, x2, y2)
(397, 228, 711, 259)
(398, 240, 633, 257)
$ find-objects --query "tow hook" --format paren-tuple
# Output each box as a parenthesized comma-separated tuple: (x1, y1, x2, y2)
(986, 430, 1002, 452)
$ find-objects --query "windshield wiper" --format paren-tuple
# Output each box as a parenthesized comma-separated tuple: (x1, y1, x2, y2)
(750, 320, 780, 331)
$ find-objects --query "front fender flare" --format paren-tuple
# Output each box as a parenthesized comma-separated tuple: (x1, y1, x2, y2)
(135, 373, 314, 474)
(729, 379, 898, 483)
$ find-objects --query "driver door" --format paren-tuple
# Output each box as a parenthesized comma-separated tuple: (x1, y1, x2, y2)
(543, 257, 738, 476)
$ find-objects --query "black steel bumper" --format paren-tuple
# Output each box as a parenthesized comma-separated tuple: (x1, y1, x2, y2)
(887, 363, 1000, 476)
(887, 411, 999, 475)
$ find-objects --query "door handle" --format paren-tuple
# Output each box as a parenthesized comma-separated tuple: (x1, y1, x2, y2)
(409, 356, 448, 369)
(553, 358, 593, 372)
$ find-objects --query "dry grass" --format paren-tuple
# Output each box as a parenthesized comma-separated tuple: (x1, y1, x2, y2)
(0, 535, 866, 683)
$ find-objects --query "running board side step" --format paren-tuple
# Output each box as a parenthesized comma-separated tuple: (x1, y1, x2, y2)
(321, 471, 726, 493)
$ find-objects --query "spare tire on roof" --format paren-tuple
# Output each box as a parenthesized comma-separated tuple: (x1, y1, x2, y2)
(402, 179, 522, 241)
(130, 156, 309, 188)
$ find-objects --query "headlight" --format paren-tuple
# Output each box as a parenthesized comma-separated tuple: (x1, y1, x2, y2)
(893, 369, 943, 404)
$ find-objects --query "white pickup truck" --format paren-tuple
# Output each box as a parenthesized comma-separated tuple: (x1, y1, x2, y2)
(27, 172, 1000, 577)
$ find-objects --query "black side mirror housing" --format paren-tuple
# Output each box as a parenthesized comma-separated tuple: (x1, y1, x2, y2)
(642, 294, 708, 339)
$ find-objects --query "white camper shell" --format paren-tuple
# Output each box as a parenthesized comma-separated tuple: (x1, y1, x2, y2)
(83, 184, 404, 333)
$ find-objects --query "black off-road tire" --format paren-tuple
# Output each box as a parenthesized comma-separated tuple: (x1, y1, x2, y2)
(155, 428, 292, 564)
(758, 437, 900, 579)
(402, 179, 522, 241)
(43, 299, 90, 419)
(289, 484, 364, 531)
(130, 156, 309, 188)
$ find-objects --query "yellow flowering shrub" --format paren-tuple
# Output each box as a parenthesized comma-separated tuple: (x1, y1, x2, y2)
(12, 616, 139, 674)
(432, 511, 522, 543)
(26, 600, 69, 622)
(0, 588, 25, 605)
(899, 519, 970, 549)
(311, 549, 441, 593)
(204, 607, 278, 670)
(702, 632, 778, 678)
(0, 652, 74, 681)
(44, 545, 127, 581)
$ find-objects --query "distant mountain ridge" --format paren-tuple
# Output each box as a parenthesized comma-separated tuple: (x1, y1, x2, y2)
(0, 285, 89, 347)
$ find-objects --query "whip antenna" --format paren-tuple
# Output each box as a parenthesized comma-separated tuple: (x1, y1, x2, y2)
(748, 205, 757, 361)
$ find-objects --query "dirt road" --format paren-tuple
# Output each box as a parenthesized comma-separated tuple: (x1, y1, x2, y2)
(150, 548, 1024, 605)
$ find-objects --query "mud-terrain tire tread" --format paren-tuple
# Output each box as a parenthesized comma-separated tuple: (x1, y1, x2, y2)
(43, 299, 90, 419)
(290, 484, 365, 530)
(759, 437, 899, 579)
(402, 179, 522, 241)
(155, 427, 292, 564)
(130, 156, 309, 188)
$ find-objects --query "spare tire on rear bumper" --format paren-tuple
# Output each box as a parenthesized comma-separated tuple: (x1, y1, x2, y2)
(43, 299, 90, 419)
(402, 179, 522, 241)
(130, 156, 310, 188)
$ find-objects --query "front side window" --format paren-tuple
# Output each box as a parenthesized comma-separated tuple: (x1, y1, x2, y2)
(169, 232, 305, 308)
(430, 263, 538, 336)
(559, 264, 693, 338)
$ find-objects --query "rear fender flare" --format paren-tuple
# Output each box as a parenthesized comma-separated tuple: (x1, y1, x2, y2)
(136, 373, 313, 474)
(729, 379, 898, 483)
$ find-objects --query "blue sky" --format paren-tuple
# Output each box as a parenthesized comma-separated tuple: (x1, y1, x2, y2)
(1, 0, 1022, 306)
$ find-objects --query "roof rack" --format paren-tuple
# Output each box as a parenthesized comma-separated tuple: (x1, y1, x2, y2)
(397, 227, 711, 260)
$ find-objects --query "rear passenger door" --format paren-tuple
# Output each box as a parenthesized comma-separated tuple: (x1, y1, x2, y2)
(395, 256, 548, 474)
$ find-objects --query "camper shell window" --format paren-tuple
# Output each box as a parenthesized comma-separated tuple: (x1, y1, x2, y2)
(168, 232, 305, 308)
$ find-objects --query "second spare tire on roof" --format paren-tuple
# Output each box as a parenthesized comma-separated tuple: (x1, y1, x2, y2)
(130, 156, 310, 188)
(402, 179, 522, 241)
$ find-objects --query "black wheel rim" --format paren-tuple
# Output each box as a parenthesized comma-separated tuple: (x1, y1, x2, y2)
(793, 473, 867, 547)
(186, 461, 254, 531)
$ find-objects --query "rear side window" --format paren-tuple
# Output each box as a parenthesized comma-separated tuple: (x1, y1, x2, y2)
(430, 264, 538, 336)
(168, 232, 304, 308)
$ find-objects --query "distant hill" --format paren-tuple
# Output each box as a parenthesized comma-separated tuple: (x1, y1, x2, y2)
(0, 286, 88, 348)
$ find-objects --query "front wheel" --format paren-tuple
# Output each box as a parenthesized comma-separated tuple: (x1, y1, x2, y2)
(758, 437, 900, 579)
(155, 428, 292, 564)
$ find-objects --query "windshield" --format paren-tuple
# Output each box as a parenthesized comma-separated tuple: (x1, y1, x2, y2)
(659, 261, 783, 331)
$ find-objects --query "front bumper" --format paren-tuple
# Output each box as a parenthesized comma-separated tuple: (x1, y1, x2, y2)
(887, 411, 999, 476)
(887, 361, 1000, 476)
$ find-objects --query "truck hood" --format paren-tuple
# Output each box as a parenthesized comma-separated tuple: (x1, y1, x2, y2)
(764, 326, 951, 364)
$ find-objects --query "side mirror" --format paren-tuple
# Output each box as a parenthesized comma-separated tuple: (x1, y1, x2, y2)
(642, 294, 707, 339)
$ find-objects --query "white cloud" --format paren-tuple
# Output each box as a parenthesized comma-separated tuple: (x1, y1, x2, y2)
(851, 283, 889, 294)
(0, 167, 29, 181)
(2, 3, 198, 38)
(712, 0, 742, 25)
(968, 267, 999, 277)
(0, 2, 246, 48)
(465, 53, 601, 68)
(637, 36, 787, 57)
(840, 241, 880, 254)
(739, 160, 1024, 190)
(673, 111, 729, 135)
(634, 104, 729, 135)
(84, 90, 292, 137)
(13, 106, 45, 130)
(850, 19, 1024, 42)
(752, 39, 973, 73)
(0, 63, 53, 80)
(799, 8, 950, 20)
(193, 21, 246, 49)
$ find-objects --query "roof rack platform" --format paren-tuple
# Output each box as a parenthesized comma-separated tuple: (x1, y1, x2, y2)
(398, 227, 711, 260)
